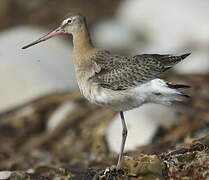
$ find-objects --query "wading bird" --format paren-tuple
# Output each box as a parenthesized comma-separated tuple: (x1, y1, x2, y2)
(22, 13, 190, 169)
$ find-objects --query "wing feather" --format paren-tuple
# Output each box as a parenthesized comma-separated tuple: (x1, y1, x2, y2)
(91, 51, 190, 90)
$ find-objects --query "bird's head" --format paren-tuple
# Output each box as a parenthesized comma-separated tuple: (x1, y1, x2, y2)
(61, 13, 86, 34)
(22, 13, 86, 49)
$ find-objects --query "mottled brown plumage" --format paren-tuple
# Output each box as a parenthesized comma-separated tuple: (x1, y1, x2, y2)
(91, 51, 190, 90)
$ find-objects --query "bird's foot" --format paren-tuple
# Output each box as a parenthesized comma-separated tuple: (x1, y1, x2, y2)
(102, 165, 125, 178)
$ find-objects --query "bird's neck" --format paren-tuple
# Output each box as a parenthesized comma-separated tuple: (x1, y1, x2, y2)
(72, 26, 96, 72)
(72, 27, 93, 55)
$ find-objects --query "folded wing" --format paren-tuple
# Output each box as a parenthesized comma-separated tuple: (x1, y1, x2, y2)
(91, 51, 190, 90)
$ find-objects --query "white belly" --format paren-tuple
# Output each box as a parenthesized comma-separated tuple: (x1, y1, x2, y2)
(77, 79, 144, 111)
(77, 78, 182, 112)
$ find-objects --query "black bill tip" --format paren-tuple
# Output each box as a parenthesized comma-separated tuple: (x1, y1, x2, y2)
(22, 39, 45, 49)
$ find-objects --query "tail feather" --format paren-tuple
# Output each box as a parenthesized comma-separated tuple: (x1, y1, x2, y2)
(179, 93, 191, 98)
(167, 83, 191, 89)
(148, 79, 190, 105)
(166, 82, 191, 100)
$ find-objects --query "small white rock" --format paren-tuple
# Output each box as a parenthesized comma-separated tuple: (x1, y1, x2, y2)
(47, 102, 78, 132)
(26, 169, 35, 174)
(0, 171, 12, 180)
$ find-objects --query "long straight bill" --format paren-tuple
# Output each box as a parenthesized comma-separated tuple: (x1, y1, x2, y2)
(22, 27, 64, 49)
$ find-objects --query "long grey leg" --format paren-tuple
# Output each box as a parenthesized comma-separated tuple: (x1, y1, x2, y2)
(116, 111, 128, 169)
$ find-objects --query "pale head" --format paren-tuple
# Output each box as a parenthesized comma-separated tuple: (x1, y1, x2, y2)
(61, 13, 86, 34)
(22, 13, 86, 49)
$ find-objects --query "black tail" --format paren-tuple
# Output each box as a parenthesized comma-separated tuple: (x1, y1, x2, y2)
(167, 83, 191, 89)
(180, 93, 191, 98)
(167, 83, 191, 99)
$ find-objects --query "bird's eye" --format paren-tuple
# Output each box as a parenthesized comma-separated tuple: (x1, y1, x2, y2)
(67, 19, 72, 24)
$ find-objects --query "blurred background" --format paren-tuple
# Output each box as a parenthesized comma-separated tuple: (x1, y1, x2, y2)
(0, 0, 209, 177)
